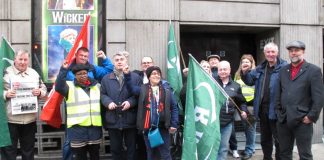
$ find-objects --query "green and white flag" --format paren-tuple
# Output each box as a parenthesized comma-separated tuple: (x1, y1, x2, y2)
(182, 55, 228, 160)
(0, 36, 14, 147)
(167, 21, 183, 112)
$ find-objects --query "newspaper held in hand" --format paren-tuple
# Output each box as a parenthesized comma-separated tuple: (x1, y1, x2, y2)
(10, 81, 38, 115)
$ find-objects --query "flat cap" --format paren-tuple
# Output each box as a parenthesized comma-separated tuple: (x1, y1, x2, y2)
(286, 40, 305, 50)
(207, 54, 221, 61)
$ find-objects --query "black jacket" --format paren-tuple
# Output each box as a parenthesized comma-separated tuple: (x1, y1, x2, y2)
(136, 83, 179, 131)
(216, 78, 247, 127)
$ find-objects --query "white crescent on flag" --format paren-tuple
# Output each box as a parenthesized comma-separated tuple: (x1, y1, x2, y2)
(194, 82, 217, 122)
(167, 57, 176, 69)
(2, 58, 14, 66)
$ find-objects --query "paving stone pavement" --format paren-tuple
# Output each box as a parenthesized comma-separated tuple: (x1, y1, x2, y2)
(227, 132, 324, 160)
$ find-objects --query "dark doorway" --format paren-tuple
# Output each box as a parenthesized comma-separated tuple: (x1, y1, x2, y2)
(179, 25, 278, 76)
(180, 32, 256, 76)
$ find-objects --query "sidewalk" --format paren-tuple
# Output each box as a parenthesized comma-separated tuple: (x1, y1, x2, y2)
(228, 132, 324, 160)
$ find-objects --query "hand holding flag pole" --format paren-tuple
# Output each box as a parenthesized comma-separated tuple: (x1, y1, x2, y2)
(227, 97, 254, 128)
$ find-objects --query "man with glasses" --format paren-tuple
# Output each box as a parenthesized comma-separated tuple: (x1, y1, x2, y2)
(133, 56, 154, 84)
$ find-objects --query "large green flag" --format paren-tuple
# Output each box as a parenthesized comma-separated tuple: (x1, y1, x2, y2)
(167, 22, 183, 111)
(0, 36, 14, 147)
(182, 55, 228, 160)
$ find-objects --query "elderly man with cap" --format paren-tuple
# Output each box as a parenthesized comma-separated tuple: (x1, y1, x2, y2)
(207, 54, 221, 79)
(275, 40, 324, 160)
(55, 62, 103, 160)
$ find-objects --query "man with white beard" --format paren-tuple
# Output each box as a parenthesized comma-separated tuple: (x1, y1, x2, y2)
(275, 40, 324, 160)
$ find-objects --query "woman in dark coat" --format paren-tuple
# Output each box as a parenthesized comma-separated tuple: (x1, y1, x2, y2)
(137, 66, 179, 160)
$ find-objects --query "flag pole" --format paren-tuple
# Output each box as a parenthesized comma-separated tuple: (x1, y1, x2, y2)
(170, 20, 187, 69)
(189, 54, 253, 128)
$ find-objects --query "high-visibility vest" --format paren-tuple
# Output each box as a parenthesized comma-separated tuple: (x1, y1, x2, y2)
(66, 81, 102, 128)
(236, 79, 255, 103)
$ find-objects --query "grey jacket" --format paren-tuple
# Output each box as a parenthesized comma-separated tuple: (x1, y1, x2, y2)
(275, 61, 324, 128)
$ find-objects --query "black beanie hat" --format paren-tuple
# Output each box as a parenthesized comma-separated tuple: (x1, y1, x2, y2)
(146, 66, 162, 78)
(72, 64, 90, 74)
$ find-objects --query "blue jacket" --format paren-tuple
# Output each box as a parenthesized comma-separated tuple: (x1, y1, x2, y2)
(66, 58, 114, 82)
(241, 58, 287, 120)
(100, 72, 143, 129)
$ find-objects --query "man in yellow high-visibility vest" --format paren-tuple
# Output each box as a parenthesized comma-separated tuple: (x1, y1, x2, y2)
(55, 62, 102, 160)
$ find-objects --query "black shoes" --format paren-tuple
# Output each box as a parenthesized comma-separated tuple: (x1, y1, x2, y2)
(241, 154, 252, 160)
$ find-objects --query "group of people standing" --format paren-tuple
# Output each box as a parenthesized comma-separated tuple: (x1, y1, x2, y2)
(241, 41, 324, 160)
(190, 41, 324, 160)
(56, 50, 179, 160)
(1, 47, 179, 160)
(1, 40, 323, 160)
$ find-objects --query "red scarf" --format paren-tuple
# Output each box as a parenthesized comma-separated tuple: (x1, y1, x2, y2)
(143, 84, 165, 129)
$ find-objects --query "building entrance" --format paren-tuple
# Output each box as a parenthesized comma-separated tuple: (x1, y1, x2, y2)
(179, 24, 279, 76)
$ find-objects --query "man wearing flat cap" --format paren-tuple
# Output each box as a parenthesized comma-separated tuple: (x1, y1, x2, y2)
(207, 54, 221, 79)
(275, 40, 324, 160)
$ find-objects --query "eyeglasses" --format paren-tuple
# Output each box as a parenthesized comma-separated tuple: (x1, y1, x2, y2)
(142, 62, 152, 65)
(150, 72, 161, 76)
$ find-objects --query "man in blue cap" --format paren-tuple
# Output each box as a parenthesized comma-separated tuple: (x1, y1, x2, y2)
(275, 40, 324, 160)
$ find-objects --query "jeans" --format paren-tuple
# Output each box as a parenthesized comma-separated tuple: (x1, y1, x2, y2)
(108, 128, 137, 160)
(229, 124, 237, 151)
(0, 122, 36, 160)
(63, 130, 73, 160)
(143, 128, 171, 160)
(242, 119, 256, 156)
(217, 122, 233, 160)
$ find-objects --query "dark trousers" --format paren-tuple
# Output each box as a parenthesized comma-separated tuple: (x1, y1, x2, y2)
(108, 128, 137, 160)
(143, 128, 171, 160)
(277, 122, 313, 160)
(259, 112, 280, 160)
(136, 132, 147, 160)
(71, 144, 100, 160)
(0, 122, 36, 160)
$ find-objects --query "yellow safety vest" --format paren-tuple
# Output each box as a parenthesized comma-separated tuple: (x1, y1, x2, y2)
(66, 81, 102, 128)
(235, 79, 255, 102)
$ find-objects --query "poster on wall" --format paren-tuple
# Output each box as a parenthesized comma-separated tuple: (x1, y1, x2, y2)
(42, 0, 98, 82)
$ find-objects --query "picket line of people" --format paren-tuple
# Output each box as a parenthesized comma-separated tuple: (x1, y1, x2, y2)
(1, 40, 324, 160)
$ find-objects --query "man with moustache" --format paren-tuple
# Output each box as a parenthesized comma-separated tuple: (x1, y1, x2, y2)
(275, 41, 324, 160)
